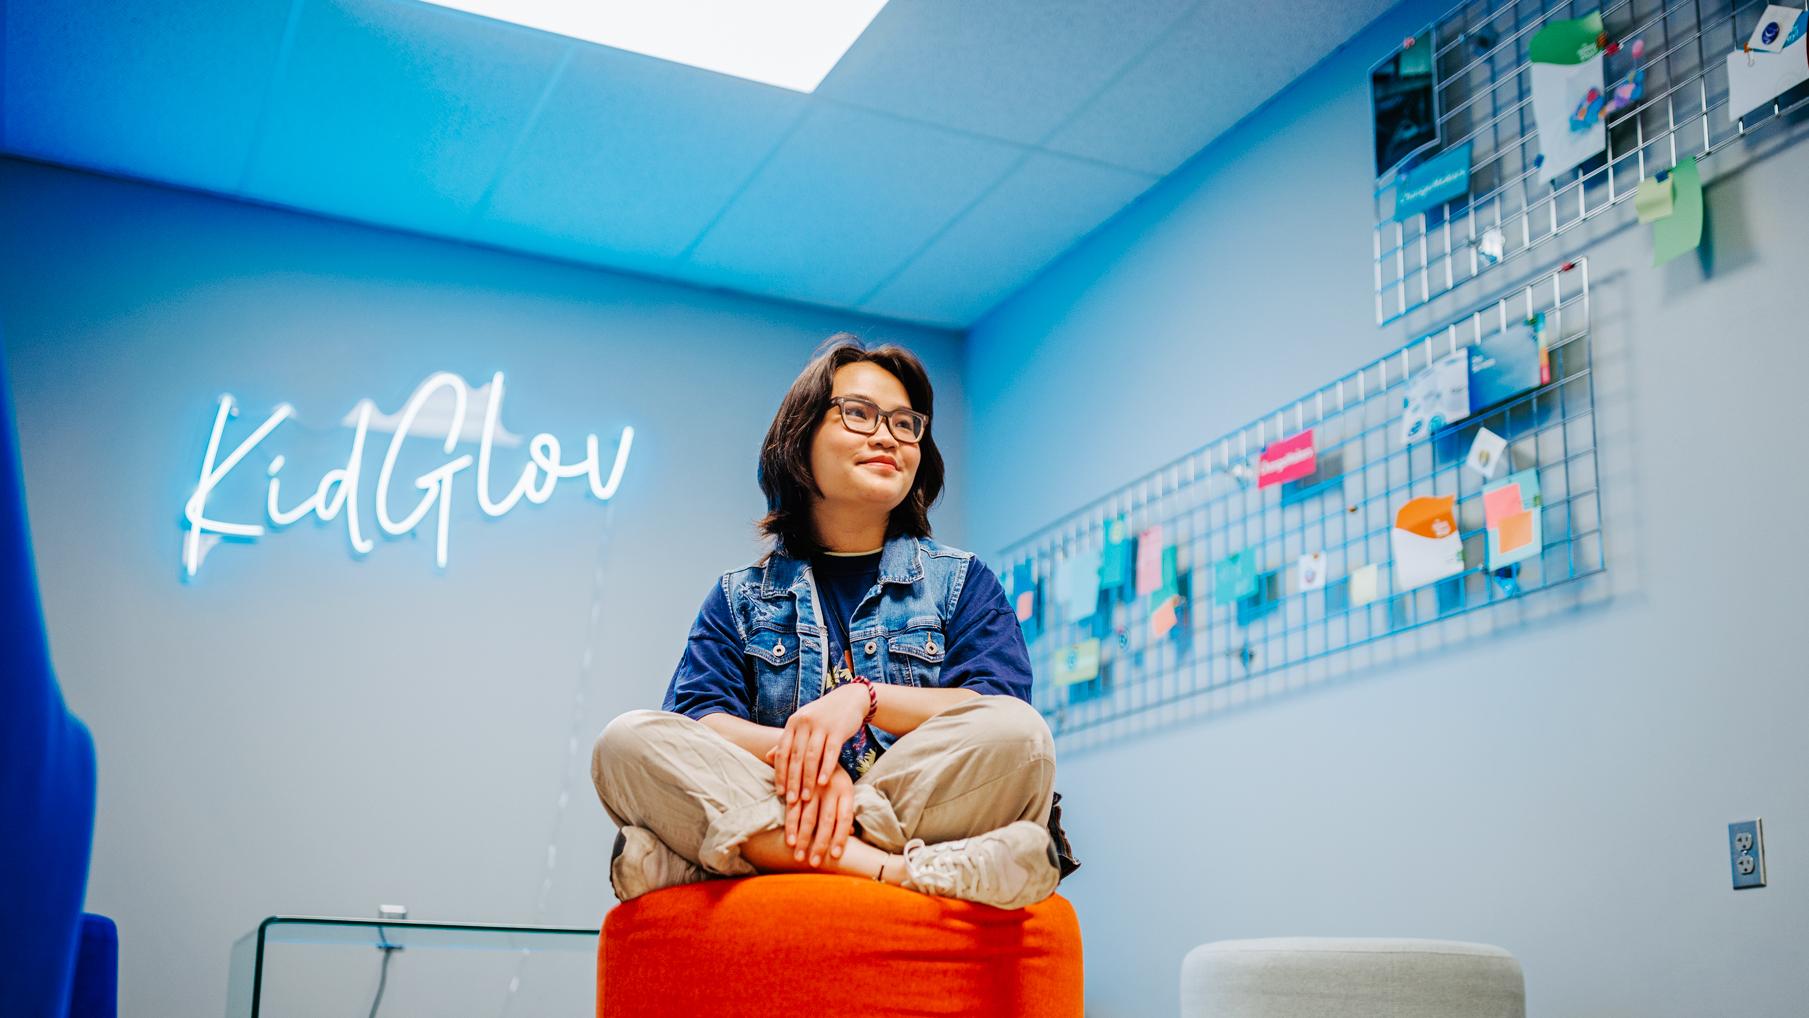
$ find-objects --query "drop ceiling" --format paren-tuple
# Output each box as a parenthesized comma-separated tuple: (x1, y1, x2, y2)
(1, 0, 1397, 328)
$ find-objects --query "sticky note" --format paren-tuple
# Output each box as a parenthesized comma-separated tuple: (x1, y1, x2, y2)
(1652, 156, 1703, 266)
(1485, 470, 1543, 569)
(1483, 484, 1525, 527)
(1149, 596, 1181, 640)
(1214, 550, 1258, 605)
(1135, 526, 1165, 596)
(1050, 639, 1101, 686)
(1635, 174, 1674, 223)
(1350, 564, 1380, 607)
(1057, 548, 1103, 620)
(1099, 517, 1131, 590)
(1011, 560, 1036, 622)
(1496, 511, 1534, 553)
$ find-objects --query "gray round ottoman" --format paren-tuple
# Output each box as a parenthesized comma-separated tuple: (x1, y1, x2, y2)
(1180, 938, 1524, 1018)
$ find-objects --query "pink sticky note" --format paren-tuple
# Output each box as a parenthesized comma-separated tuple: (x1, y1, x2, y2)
(1135, 526, 1164, 596)
(1482, 484, 1524, 527)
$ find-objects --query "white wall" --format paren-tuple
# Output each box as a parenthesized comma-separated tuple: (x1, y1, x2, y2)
(962, 1, 1809, 1014)
(0, 156, 967, 1017)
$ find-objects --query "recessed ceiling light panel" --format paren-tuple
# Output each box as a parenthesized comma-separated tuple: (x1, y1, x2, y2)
(417, 0, 889, 93)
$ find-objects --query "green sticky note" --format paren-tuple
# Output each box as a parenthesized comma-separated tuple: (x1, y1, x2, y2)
(1099, 516, 1131, 589)
(1148, 545, 1181, 611)
(1652, 156, 1703, 265)
(1213, 551, 1257, 605)
(1634, 175, 1674, 223)
(1529, 10, 1603, 65)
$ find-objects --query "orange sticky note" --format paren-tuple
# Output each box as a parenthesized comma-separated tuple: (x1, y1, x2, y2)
(1496, 510, 1534, 552)
(1149, 595, 1180, 639)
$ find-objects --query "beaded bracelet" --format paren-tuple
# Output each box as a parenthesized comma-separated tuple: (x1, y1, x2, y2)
(844, 674, 879, 725)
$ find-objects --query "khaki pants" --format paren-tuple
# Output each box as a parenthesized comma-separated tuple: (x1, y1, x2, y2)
(591, 696, 1055, 875)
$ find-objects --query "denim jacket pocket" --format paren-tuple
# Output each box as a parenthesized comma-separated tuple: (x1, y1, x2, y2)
(744, 626, 801, 724)
(885, 628, 946, 687)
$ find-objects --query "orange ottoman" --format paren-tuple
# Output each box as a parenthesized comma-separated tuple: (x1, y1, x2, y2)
(598, 874, 1083, 1017)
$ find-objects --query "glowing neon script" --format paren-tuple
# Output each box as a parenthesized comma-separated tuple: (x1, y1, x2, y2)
(181, 372, 633, 577)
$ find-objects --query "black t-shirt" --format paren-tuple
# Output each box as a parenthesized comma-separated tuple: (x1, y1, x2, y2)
(811, 550, 883, 688)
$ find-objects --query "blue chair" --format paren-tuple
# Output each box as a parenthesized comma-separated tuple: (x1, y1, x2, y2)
(0, 335, 114, 1017)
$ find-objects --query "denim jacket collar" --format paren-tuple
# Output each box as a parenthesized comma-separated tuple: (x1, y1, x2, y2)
(758, 532, 925, 598)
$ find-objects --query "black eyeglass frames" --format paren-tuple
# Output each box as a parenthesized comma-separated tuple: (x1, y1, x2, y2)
(828, 396, 929, 444)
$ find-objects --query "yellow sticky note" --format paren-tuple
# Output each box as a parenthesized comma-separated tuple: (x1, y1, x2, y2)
(1635, 174, 1674, 223)
(1051, 639, 1101, 686)
(1350, 563, 1380, 606)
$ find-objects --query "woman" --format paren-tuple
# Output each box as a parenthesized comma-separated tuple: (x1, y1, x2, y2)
(591, 337, 1067, 909)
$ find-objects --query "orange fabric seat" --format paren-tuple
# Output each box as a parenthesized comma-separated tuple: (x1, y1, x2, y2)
(597, 874, 1083, 1017)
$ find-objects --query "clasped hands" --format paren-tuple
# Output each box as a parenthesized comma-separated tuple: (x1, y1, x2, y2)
(764, 683, 870, 869)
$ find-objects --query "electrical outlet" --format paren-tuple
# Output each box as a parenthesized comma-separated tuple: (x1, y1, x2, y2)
(1728, 819, 1766, 890)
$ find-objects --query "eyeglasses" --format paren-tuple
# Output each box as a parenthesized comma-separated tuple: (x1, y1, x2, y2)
(828, 396, 929, 445)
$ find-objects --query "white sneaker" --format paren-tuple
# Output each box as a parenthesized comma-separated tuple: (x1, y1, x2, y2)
(901, 820, 1061, 910)
(610, 826, 707, 902)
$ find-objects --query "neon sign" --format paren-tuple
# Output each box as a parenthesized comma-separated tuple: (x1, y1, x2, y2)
(182, 372, 633, 577)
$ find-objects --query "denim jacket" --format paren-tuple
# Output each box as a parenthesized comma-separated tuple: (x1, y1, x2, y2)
(692, 533, 1081, 880)
(720, 534, 974, 756)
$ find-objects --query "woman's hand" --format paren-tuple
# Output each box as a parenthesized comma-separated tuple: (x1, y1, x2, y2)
(771, 764, 855, 867)
(768, 683, 867, 807)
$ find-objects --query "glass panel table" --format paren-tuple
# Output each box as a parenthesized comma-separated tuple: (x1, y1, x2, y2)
(228, 916, 599, 1018)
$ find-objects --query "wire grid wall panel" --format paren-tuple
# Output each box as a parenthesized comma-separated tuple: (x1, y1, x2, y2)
(1003, 262, 1603, 746)
(1374, 0, 1809, 325)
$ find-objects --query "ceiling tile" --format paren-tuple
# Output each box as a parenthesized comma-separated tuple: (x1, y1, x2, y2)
(240, 0, 568, 237)
(1045, 0, 1396, 176)
(859, 153, 1155, 326)
(471, 46, 808, 263)
(2, 0, 1403, 327)
(817, 0, 1194, 148)
(2, 0, 294, 192)
(680, 104, 1022, 308)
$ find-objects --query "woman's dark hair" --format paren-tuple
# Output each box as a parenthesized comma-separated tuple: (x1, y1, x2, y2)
(757, 335, 944, 558)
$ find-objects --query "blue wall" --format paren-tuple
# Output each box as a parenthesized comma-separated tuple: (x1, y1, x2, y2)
(963, 1, 1809, 1015)
(8, 3, 1809, 1012)
(0, 156, 967, 1017)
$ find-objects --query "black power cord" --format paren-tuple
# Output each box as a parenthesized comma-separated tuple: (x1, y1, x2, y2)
(367, 927, 403, 1018)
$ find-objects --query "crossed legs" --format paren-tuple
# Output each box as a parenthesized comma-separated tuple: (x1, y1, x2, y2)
(590, 696, 1055, 890)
